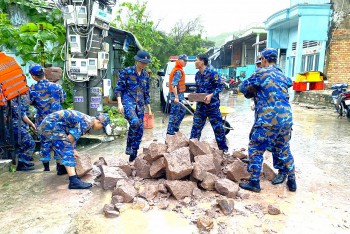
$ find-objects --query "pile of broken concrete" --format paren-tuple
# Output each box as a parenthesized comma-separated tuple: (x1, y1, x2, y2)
(76, 131, 278, 231)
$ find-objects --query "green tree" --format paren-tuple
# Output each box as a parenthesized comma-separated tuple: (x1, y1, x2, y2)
(113, 0, 162, 75)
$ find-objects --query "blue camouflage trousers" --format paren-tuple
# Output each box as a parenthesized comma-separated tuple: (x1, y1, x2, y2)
(124, 105, 144, 154)
(14, 127, 35, 163)
(190, 104, 228, 151)
(167, 101, 186, 135)
(248, 126, 295, 181)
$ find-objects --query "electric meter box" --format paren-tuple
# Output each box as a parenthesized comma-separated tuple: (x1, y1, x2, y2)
(103, 42, 110, 53)
(69, 34, 82, 53)
(98, 52, 109, 70)
(91, 2, 113, 24)
(76, 6, 87, 26)
(64, 5, 76, 26)
(69, 58, 88, 74)
(87, 58, 98, 76)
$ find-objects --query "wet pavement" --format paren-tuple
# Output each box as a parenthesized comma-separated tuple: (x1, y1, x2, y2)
(0, 90, 350, 233)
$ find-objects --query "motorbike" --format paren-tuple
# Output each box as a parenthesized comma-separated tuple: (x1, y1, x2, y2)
(330, 83, 350, 121)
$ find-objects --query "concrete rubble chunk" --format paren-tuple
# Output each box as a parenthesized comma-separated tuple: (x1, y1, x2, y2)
(192, 163, 207, 181)
(226, 160, 251, 182)
(150, 157, 166, 178)
(268, 204, 281, 215)
(165, 131, 189, 153)
(215, 178, 240, 198)
(138, 183, 159, 201)
(217, 198, 235, 215)
(188, 93, 208, 103)
(164, 147, 193, 180)
(194, 154, 217, 174)
(165, 180, 197, 200)
(134, 157, 152, 179)
(100, 165, 127, 190)
(99, 156, 132, 176)
(158, 183, 167, 193)
(75, 152, 93, 177)
(44, 67, 62, 83)
(103, 204, 120, 218)
(112, 179, 137, 203)
(143, 142, 167, 162)
(232, 151, 247, 159)
(200, 172, 219, 191)
(192, 187, 202, 199)
(196, 216, 214, 232)
(189, 139, 212, 156)
(157, 199, 169, 209)
(263, 163, 277, 181)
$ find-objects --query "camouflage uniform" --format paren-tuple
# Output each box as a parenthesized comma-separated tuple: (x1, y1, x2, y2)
(9, 97, 35, 164)
(167, 70, 186, 135)
(190, 67, 228, 151)
(37, 110, 94, 167)
(114, 65, 150, 154)
(239, 65, 295, 181)
(29, 79, 66, 126)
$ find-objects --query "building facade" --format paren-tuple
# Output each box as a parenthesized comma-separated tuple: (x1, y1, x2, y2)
(265, 0, 332, 80)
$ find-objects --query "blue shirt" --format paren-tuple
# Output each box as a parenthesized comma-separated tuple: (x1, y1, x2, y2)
(195, 67, 223, 108)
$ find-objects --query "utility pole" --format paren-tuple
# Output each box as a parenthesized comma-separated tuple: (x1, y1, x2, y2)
(56, 0, 114, 115)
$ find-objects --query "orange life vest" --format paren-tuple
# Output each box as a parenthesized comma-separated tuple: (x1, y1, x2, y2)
(169, 60, 186, 93)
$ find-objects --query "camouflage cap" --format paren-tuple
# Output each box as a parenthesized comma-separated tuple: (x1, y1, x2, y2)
(95, 113, 110, 128)
(261, 48, 278, 60)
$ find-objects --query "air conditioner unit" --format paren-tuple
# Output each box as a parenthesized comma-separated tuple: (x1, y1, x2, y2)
(68, 34, 82, 53)
(76, 6, 87, 26)
(87, 58, 98, 76)
(98, 52, 109, 70)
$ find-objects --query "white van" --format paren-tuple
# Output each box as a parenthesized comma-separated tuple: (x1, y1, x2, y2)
(157, 56, 197, 111)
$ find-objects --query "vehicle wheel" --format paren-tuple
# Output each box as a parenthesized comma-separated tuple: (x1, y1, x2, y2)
(223, 120, 231, 135)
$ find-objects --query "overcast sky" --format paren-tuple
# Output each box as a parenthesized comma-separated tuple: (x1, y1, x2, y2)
(119, 0, 290, 37)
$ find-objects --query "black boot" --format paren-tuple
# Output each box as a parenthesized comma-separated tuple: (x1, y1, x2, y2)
(239, 180, 261, 193)
(43, 162, 50, 171)
(68, 175, 92, 189)
(25, 162, 35, 167)
(129, 153, 137, 162)
(56, 163, 68, 175)
(287, 175, 297, 192)
(271, 171, 287, 185)
(125, 147, 132, 155)
(17, 161, 34, 171)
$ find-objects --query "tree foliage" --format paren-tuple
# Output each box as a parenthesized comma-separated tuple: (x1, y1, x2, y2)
(0, 0, 65, 65)
(114, 0, 215, 71)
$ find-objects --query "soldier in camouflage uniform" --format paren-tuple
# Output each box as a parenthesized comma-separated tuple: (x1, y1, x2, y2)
(167, 54, 188, 135)
(190, 54, 229, 154)
(29, 64, 66, 126)
(38, 110, 110, 189)
(29, 64, 66, 173)
(115, 50, 152, 162)
(6, 96, 36, 171)
(239, 48, 296, 193)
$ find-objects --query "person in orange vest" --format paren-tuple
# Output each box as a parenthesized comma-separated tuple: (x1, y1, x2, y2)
(166, 54, 188, 135)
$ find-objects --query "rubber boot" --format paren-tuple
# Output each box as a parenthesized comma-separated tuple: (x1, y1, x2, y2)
(271, 171, 287, 185)
(17, 161, 34, 171)
(68, 175, 92, 189)
(56, 163, 68, 175)
(287, 175, 297, 192)
(239, 180, 261, 193)
(43, 162, 50, 171)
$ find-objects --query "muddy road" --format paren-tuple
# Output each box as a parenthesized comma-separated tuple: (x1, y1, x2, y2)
(0, 91, 349, 233)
